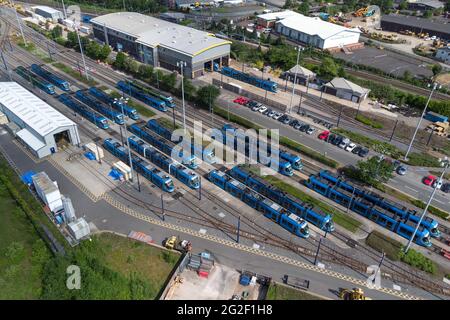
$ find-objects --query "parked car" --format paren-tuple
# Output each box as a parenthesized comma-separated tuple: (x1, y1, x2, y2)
(247, 101, 258, 108)
(432, 179, 443, 189)
(358, 148, 369, 157)
(338, 137, 350, 149)
(294, 122, 303, 130)
(345, 142, 357, 152)
(290, 119, 299, 127)
(396, 165, 407, 176)
(282, 116, 291, 124)
(258, 106, 268, 113)
(352, 146, 362, 155)
(306, 127, 316, 135)
(267, 110, 275, 117)
(331, 135, 343, 146)
(423, 175, 436, 186)
(299, 124, 310, 132)
(273, 112, 283, 120)
(318, 130, 330, 140)
(441, 183, 450, 193)
(251, 104, 262, 111)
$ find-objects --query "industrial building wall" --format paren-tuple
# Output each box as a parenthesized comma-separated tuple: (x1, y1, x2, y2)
(92, 24, 139, 55)
(157, 46, 193, 77)
(276, 24, 324, 49)
(380, 20, 450, 41)
(322, 31, 360, 49)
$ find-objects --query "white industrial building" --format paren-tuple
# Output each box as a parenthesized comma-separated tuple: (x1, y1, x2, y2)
(32, 6, 64, 22)
(323, 77, 370, 103)
(91, 12, 231, 78)
(32, 172, 63, 212)
(258, 11, 361, 50)
(0, 82, 80, 158)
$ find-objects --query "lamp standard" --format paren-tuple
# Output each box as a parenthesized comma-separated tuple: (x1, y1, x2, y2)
(177, 61, 187, 133)
(288, 46, 301, 114)
(114, 96, 134, 182)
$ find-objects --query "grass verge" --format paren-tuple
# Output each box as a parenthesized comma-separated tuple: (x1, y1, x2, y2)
(365, 231, 437, 274)
(52, 62, 98, 86)
(213, 106, 339, 168)
(355, 114, 384, 129)
(17, 41, 52, 63)
(249, 169, 362, 232)
(381, 185, 449, 220)
(266, 282, 325, 300)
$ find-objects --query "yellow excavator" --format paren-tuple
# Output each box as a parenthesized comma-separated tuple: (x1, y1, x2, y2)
(339, 287, 372, 300)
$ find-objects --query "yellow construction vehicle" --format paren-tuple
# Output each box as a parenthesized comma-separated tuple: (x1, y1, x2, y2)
(427, 122, 449, 137)
(164, 236, 192, 253)
(339, 287, 372, 300)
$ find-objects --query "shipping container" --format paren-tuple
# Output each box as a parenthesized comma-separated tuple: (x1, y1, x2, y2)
(424, 111, 448, 123)
(62, 196, 76, 223)
(83, 142, 104, 160)
(32, 172, 63, 212)
(68, 217, 90, 240)
(113, 161, 131, 181)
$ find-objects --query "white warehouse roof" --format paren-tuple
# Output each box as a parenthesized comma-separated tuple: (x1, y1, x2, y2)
(32, 6, 61, 15)
(91, 12, 231, 56)
(277, 13, 361, 40)
(0, 82, 75, 137)
(257, 10, 300, 21)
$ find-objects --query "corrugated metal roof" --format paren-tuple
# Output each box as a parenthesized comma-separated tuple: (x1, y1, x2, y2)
(325, 77, 370, 96)
(257, 10, 299, 21)
(91, 12, 231, 56)
(381, 14, 450, 34)
(288, 65, 316, 77)
(0, 82, 75, 137)
(277, 13, 361, 40)
(32, 6, 61, 15)
(32, 172, 58, 194)
(16, 128, 46, 151)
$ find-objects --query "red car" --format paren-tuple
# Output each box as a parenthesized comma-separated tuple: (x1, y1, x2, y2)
(422, 175, 437, 186)
(318, 130, 330, 140)
(233, 97, 249, 105)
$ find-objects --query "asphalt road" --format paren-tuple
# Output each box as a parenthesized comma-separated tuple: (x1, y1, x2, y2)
(223, 101, 450, 214)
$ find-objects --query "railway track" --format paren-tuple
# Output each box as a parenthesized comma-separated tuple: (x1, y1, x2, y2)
(2, 17, 450, 296)
(304, 57, 450, 102)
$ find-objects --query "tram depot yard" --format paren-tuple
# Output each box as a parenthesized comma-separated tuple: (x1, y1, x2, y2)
(0, 2, 450, 302)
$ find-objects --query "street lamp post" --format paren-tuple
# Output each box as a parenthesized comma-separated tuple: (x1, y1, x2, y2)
(404, 82, 441, 161)
(288, 46, 301, 114)
(11, 0, 26, 46)
(177, 61, 187, 133)
(115, 96, 134, 182)
(404, 158, 449, 253)
(75, 23, 90, 81)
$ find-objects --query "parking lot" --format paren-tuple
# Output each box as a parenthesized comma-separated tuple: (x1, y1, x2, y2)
(333, 46, 434, 79)
(232, 96, 370, 159)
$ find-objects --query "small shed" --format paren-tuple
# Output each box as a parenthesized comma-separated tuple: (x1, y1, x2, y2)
(322, 77, 370, 103)
(68, 218, 90, 240)
(282, 65, 316, 85)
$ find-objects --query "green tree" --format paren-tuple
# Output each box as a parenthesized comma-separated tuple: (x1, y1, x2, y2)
(113, 52, 127, 69)
(316, 57, 339, 80)
(423, 10, 432, 18)
(66, 31, 78, 48)
(161, 72, 177, 91)
(180, 78, 197, 100)
(98, 44, 111, 61)
(51, 25, 63, 39)
(196, 85, 220, 109)
(284, 0, 295, 8)
(86, 41, 102, 60)
(356, 156, 395, 186)
(398, 0, 408, 10)
(297, 2, 310, 15)
(431, 64, 442, 76)
(139, 64, 154, 80)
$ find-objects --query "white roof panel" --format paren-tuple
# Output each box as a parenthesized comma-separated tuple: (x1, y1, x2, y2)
(32, 6, 61, 15)
(275, 12, 360, 40)
(0, 82, 75, 137)
(16, 128, 46, 151)
(91, 12, 231, 56)
(257, 10, 299, 21)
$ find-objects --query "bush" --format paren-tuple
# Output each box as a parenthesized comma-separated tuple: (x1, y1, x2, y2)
(399, 249, 437, 274)
(366, 231, 402, 261)
(355, 114, 384, 129)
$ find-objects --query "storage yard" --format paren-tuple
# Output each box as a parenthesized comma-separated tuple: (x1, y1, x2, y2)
(0, 1, 449, 303)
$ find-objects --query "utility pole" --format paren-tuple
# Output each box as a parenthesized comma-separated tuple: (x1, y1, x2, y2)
(177, 61, 187, 133)
(11, 0, 26, 46)
(404, 82, 440, 161)
(116, 96, 134, 182)
(404, 158, 449, 253)
(198, 176, 202, 200)
(355, 99, 362, 118)
(75, 24, 89, 81)
(288, 46, 301, 114)
(389, 119, 399, 142)
(237, 215, 241, 243)
(337, 105, 343, 128)
(61, 0, 67, 19)
(297, 92, 303, 114)
(314, 237, 322, 266)
(161, 194, 165, 221)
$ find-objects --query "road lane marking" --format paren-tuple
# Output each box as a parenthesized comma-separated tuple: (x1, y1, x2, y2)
(404, 186, 418, 193)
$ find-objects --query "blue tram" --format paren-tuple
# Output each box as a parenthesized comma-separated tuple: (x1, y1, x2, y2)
(88, 87, 140, 120)
(58, 94, 109, 129)
(230, 165, 334, 232)
(117, 80, 167, 112)
(127, 135, 199, 189)
(75, 90, 125, 125)
(208, 169, 310, 238)
(305, 174, 432, 247)
(103, 138, 175, 192)
(317, 170, 440, 238)
(128, 123, 198, 169)
(147, 119, 216, 164)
